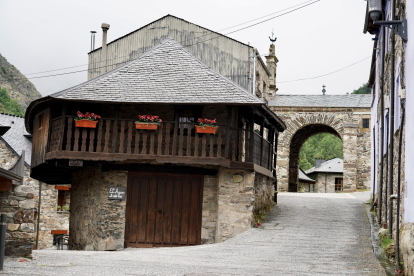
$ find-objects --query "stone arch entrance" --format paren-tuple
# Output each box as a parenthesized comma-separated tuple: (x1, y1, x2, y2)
(288, 124, 342, 192)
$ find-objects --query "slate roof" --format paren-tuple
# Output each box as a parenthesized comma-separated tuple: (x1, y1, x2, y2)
(0, 113, 32, 166)
(299, 168, 315, 182)
(306, 158, 343, 174)
(50, 38, 264, 105)
(269, 94, 371, 108)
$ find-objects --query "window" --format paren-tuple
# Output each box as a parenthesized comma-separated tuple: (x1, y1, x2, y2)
(176, 107, 202, 135)
(55, 186, 70, 211)
(335, 178, 343, 192)
(362, 119, 369, 129)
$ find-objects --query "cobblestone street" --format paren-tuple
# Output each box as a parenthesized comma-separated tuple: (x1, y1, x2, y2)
(2, 192, 385, 276)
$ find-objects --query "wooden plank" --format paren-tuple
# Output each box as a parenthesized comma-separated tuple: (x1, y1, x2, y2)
(138, 177, 149, 243)
(104, 120, 111, 153)
(73, 127, 80, 152)
(149, 128, 155, 155)
(146, 177, 157, 243)
(50, 230, 67, 235)
(180, 179, 191, 244)
(238, 129, 243, 161)
(66, 118, 73, 151)
(178, 124, 184, 156)
(127, 121, 133, 154)
(54, 186, 70, 191)
(154, 177, 165, 243)
(209, 134, 214, 157)
(119, 121, 125, 153)
(171, 179, 182, 244)
(248, 108, 255, 163)
(134, 130, 141, 154)
(224, 106, 233, 158)
(201, 135, 207, 158)
(232, 130, 236, 161)
(163, 178, 174, 244)
(157, 123, 163, 155)
(188, 179, 199, 244)
(194, 133, 199, 157)
(186, 125, 192, 156)
(81, 128, 88, 152)
(58, 103, 67, 151)
(172, 113, 179, 155)
(142, 131, 148, 155)
(259, 119, 265, 166)
(165, 123, 171, 156)
(131, 176, 140, 243)
(111, 106, 120, 153)
(96, 119, 103, 152)
(216, 127, 222, 157)
(88, 126, 96, 152)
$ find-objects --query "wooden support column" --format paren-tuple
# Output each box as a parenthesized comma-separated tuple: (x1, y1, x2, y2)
(273, 130, 279, 178)
(224, 106, 233, 159)
(172, 108, 180, 155)
(259, 117, 265, 166)
(268, 127, 275, 171)
(111, 106, 120, 153)
(248, 107, 255, 163)
(58, 102, 67, 151)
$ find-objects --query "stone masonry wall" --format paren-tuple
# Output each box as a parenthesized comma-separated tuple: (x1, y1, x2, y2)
(270, 107, 371, 192)
(69, 165, 127, 251)
(308, 172, 343, 193)
(0, 139, 70, 256)
(201, 175, 218, 244)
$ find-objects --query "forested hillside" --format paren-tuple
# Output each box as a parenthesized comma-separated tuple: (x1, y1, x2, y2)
(350, 83, 371, 94)
(299, 133, 343, 171)
(0, 87, 24, 116)
(0, 53, 41, 113)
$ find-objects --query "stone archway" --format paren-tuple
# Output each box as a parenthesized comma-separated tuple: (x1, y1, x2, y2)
(288, 124, 341, 192)
(273, 111, 366, 193)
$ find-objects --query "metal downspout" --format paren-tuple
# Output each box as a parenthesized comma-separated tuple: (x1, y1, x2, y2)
(371, 128, 376, 210)
(396, 101, 405, 272)
(385, 114, 389, 226)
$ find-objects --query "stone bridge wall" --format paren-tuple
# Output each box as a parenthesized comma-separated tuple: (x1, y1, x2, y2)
(269, 107, 371, 192)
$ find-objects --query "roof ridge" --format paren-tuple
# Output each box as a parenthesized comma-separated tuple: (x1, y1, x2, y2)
(0, 112, 24, 118)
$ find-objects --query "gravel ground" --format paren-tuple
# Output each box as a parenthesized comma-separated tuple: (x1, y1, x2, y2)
(1, 191, 385, 276)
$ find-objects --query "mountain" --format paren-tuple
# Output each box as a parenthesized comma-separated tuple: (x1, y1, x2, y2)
(0, 53, 42, 113)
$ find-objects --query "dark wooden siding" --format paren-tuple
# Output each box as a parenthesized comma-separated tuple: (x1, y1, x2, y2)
(31, 107, 50, 168)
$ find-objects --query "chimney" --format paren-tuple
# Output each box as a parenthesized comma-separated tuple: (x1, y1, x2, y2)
(101, 23, 110, 73)
(315, 158, 326, 168)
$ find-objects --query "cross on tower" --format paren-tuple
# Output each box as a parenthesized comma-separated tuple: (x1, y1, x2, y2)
(269, 29, 277, 44)
(322, 85, 326, 95)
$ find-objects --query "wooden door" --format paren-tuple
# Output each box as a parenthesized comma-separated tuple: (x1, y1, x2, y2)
(125, 172, 203, 248)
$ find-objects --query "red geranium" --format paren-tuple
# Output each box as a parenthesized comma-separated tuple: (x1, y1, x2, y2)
(197, 118, 218, 127)
(75, 111, 101, 121)
(136, 115, 162, 125)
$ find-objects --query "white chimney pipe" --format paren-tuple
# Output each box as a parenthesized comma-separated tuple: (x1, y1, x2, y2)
(101, 23, 110, 73)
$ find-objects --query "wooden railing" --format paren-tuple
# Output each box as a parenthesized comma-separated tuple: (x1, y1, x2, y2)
(48, 116, 275, 172)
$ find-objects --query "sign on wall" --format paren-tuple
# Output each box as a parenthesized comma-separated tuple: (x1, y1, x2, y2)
(109, 187, 126, 200)
(69, 160, 83, 167)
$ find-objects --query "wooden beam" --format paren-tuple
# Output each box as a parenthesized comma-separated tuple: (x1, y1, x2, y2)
(224, 106, 233, 159)
(172, 108, 180, 155)
(58, 103, 67, 151)
(55, 185, 70, 191)
(259, 117, 265, 166)
(248, 107, 255, 163)
(111, 106, 120, 153)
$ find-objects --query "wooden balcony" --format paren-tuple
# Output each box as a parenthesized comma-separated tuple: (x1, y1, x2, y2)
(45, 115, 276, 175)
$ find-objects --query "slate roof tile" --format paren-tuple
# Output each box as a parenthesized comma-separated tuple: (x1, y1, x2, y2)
(269, 95, 371, 108)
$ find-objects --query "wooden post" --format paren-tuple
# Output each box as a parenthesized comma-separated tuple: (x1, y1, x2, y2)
(58, 103, 67, 151)
(111, 106, 120, 153)
(259, 117, 265, 166)
(249, 108, 255, 163)
(268, 127, 275, 171)
(224, 106, 233, 159)
(172, 108, 180, 155)
(273, 131, 279, 178)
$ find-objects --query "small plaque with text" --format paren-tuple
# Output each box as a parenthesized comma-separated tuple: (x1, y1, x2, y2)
(109, 187, 126, 200)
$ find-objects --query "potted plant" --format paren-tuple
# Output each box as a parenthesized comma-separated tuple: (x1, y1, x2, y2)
(74, 111, 101, 128)
(195, 118, 218, 134)
(57, 205, 61, 212)
(62, 206, 69, 212)
(135, 115, 162, 130)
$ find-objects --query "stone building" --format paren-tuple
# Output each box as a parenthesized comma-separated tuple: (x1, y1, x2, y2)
(87, 15, 278, 102)
(25, 38, 286, 250)
(364, 0, 414, 273)
(305, 158, 344, 193)
(0, 113, 69, 256)
(268, 94, 371, 193)
(298, 168, 316, 192)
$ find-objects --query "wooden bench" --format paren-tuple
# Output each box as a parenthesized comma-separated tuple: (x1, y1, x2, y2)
(51, 230, 68, 250)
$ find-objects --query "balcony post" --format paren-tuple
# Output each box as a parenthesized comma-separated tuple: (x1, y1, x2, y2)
(268, 127, 275, 171)
(58, 102, 67, 151)
(111, 105, 120, 153)
(259, 117, 265, 166)
(224, 106, 233, 159)
(248, 107, 255, 163)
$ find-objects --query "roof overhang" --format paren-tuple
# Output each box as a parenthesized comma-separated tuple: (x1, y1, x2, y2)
(0, 167, 22, 182)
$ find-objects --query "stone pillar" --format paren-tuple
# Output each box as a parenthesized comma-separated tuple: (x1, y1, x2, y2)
(343, 124, 358, 191)
(265, 44, 279, 97)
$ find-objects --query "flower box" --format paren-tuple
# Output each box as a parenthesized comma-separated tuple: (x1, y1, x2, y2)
(75, 119, 98, 128)
(135, 122, 158, 130)
(195, 125, 218, 134)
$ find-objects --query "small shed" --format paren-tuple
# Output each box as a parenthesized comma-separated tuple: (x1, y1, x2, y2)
(306, 158, 344, 193)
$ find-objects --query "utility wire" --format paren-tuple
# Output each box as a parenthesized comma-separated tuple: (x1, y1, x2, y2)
(24, 0, 320, 77)
(278, 56, 371, 83)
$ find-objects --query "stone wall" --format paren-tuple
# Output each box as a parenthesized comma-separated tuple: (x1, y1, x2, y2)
(69, 165, 127, 251)
(201, 175, 218, 244)
(307, 172, 343, 193)
(270, 107, 371, 192)
(0, 138, 70, 256)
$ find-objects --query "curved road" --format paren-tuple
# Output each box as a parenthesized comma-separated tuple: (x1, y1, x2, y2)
(4, 192, 385, 275)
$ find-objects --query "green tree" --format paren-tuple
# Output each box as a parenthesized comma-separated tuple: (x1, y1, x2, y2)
(0, 87, 24, 117)
(299, 133, 343, 171)
(350, 83, 371, 94)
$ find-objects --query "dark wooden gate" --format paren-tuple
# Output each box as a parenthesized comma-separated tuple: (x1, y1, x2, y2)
(125, 172, 203, 248)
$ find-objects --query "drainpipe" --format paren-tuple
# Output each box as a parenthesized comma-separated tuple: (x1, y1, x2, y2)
(378, 25, 385, 224)
(101, 23, 110, 73)
(388, 8, 396, 238)
(396, 100, 405, 272)
(384, 116, 389, 226)
(371, 127, 376, 210)
(252, 49, 256, 95)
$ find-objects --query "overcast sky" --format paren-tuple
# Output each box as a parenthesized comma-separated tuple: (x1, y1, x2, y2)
(0, 0, 373, 97)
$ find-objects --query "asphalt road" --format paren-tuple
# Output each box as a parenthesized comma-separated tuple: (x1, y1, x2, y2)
(3, 192, 385, 276)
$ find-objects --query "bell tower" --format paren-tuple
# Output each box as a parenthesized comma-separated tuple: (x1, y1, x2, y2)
(265, 30, 279, 97)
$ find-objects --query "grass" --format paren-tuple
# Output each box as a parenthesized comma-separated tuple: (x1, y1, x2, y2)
(253, 203, 275, 224)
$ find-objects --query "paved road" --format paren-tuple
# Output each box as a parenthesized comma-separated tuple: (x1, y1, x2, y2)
(3, 192, 385, 276)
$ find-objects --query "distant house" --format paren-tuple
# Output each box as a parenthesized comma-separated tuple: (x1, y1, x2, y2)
(25, 38, 286, 250)
(306, 158, 343, 193)
(298, 168, 316, 192)
(0, 113, 69, 257)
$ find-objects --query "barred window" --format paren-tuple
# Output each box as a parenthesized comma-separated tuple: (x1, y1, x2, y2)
(362, 119, 369, 129)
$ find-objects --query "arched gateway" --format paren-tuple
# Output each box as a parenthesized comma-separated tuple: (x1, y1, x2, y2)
(268, 94, 372, 192)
